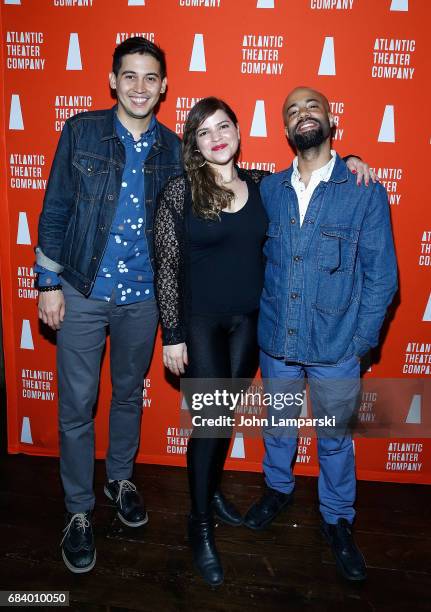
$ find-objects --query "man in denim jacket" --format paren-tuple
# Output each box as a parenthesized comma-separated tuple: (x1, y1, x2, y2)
(244, 87, 397, 581)
(36, 37, 182, 573)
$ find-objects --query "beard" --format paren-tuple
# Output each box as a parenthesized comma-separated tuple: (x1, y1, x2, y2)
(291, 119, 331, 151)
(293, 124, 325, 150)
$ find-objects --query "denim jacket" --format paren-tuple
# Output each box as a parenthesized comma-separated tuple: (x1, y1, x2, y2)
(258, 154, 398, 365)
(36, 106, 182, 295)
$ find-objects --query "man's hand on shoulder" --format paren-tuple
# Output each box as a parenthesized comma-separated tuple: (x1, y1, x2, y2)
(38, 290, 65, 330)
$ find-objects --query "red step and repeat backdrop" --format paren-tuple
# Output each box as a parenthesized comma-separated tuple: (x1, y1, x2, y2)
(1, 0, 430, 483)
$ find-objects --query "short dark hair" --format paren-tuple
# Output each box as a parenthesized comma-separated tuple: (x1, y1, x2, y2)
(112, 37, 166, 78)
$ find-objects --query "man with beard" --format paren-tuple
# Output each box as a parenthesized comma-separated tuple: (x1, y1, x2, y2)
(243, 87, 397, 582)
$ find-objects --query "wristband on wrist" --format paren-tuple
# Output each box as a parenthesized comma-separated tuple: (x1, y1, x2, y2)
(38, 284, 62, 292)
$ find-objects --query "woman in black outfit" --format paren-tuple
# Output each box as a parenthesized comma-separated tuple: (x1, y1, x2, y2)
(154, 97, 267, 586)
(154, 97, 371, 586)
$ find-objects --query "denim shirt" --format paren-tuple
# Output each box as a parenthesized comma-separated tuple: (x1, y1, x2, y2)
(258, 154, 398, 365)
(36, 106, 182, 296)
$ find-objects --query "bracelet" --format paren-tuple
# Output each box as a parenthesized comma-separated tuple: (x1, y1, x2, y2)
(38, 284, 62, 292)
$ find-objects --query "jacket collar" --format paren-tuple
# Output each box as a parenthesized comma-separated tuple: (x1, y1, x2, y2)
(101, 106, 167, 148)
(101, 106, 118, 141)
(282, 152, 348, 186)
(328, 153, 349, 183)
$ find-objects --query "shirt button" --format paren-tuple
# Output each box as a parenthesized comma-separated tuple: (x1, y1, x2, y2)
(118, 225, 124, 231)
(137, 275, 143, 281)
(288, 329, 295, 335)
(99, 226, 105, 231)
(107, 194, 114, 201)
(293, 255, 301, 262)
(92, 256, 97, 261)
(291, 293, 298, 299)
(290, 218, 296, 224)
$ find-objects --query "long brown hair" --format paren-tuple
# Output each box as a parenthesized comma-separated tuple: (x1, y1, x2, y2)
(183, 97, 239, 220)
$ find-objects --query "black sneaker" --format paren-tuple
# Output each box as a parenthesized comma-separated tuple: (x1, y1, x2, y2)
(61, 511, 96, 574)
(243, 487, 293, 530)
(321, 518, 367, 581)
(104, 480, 148, 527)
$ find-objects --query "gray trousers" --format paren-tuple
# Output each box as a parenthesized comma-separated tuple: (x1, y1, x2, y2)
(57, 281, 158, 513)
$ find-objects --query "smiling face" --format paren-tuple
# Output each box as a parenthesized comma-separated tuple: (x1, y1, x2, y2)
(283, 87, 334, 151)
(109, 53, 166, 128)
(195, 109, 240, 168)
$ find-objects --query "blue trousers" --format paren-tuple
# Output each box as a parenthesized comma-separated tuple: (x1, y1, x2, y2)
(260, 351, 360, 524)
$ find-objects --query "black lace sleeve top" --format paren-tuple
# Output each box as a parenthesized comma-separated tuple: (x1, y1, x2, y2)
(154, 168, 269, 346)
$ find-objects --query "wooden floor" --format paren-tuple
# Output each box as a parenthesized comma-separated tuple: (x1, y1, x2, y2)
(0, 439, 430, 610)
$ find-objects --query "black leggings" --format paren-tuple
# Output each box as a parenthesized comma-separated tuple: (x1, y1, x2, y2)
(185, 311, 259, 515)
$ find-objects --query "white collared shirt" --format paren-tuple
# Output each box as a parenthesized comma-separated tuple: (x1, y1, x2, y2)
(291, 150, 336, 226)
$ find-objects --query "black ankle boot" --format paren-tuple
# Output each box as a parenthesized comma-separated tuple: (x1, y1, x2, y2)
(212, 490, 243, 526)
(188, 514, 224, 586)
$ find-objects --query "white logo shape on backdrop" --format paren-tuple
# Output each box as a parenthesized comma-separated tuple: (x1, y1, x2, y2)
(17, 212, 31, 245)
(423, 293, 431, 322)
(21, 417, 33, 444)
(189, 34, 206, 72)
(9, 94, 24, 130)
(318, 37, 336, 76)
(390, 0, 408, 11)
(300, 390, 308, 417)
(406, 394, 421, 424)
(378, 105, 395, 142)
(66, 33, 82, 71)
(230, 432, 245, 459)
(128, 0, 145, 4)
(4, 0, 21, 4)
(250, 100, 267, 137)
(257, 0, 275, 7)
(20, 320, 34, 350)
